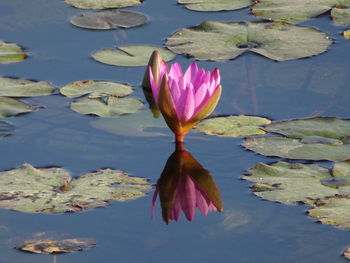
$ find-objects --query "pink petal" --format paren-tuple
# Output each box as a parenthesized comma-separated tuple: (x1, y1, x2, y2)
(183, 62, 198, 85)
(151, 188, 158, 218)
(178, 175, 196, 221)
(194, 83, 208, 108)
(169, 62, 183, 80)
(196, 188, 209, 216)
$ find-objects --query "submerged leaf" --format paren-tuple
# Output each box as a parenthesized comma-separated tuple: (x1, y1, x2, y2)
(0, 77, 55, 97)
(60, 80, 133, 98)
(0, 97, 39, 118)
(166, 21, 331, 61)
(64, 0, 141, 9)
(71, 10, 147, 30)
(178, 0, 252, 11)
(70, 97, 143, 117)
(195, 115, 271, 137)
(0, 41, 26, 64)
(0, 121, 14, 137)
(92, 46, 175, 66)
(0, 163, 151, 213)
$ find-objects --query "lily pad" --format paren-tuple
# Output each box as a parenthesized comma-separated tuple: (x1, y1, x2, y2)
(194, 115, 271, 137)
(0, 163, 150, 213)
(0, 121, 14, 137)
(0, 41, 26, 64)
(70, 97, 143, 117)
(70, 10, 147, 30)
(332, 7, 350, 26)
(344, 29, 350, 38)
(178, 0, 252, 11)
(92, 45, 175, 66)
(0, 77, 55, 97)
(64, 0, 141, 9)
(16, 238, 96, 254)
(91, 110, 168, 136)
(0, 97, 39, 118)
(60, 80, 133, 98)
(251, 0, 350, 23)
(166, 21, 331, 61)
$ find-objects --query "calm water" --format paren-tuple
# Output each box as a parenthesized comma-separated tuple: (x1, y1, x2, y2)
(0, 1, 350, 262)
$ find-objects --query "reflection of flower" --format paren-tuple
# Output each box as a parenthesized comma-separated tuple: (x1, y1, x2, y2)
(145, 51, 222, 142)
(152, 145, 223, 224)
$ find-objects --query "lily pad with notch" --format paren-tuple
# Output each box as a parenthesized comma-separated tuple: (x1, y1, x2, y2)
(70, 96, 143, 117)
(0, 77, 55, 97)
(0, 40, 26, 64)
(178, 0, 252, 12)
(60, 80, 133, 98)
(64, 0, 141, 9)
(166, 21, 331, 61)
(0, 163, 151, 213)
(251, 0, 350, 23)
(194, 115, 271, 137)
(92, 45, 175, 66)
(70, 10, 147, 30)
(0, 97, 40, 118)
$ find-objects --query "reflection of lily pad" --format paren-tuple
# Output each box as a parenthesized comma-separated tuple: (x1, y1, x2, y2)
(0, 77, 54, 97)
(332, 7, 350, 26)
(195, 115, 271, 137)
(64, 0, 141, 9)
(0, 97, 39, 118)
(70, 10, 147, 30)
(178, 0, 252, 11)
(0, 41, 26, 64)
(60, 80, 133, 98)
(91, 110, 168, 136)
(0, 163, 151, 213)
(92, 46, 175, 66)
(16, 238, 96, 254)
(0, 121, 14, 137)
(251, 0, 350, 23)
(166, 21, 331, 61)
(70, 97, 143, 117)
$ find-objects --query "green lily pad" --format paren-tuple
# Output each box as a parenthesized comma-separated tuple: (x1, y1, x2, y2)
(242, 136, 350, 161)
(0, 41, 26, 64)
(194, 115, 271, 137)
(70, 97, 143, 117)
(60, 80, 133, 98)
(92, 46, 175, 67)
(64, 0, 141, 9)
(332, 7, 350, 26)
(251, 0, 350, 23)
(70, 10, 147, 30)
(178, 0, 252, 11)
(166, 21, 331, 61)
(91, 110, 168, 137)
(0, 97, 39, 118)
(0, 163, 151, 213)
(0, 77, 55, 97)
(0, 121, 14, 137)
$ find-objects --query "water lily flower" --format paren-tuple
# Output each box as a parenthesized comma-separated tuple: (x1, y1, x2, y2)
(152, 145, 223, 224)
(147, 52, 222, 142)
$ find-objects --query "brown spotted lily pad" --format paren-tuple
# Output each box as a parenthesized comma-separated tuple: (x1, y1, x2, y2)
(0, 41, 26, 64)
(64, 0, 141, 9)
(166, 21, 331, 61)
(0, 163, 151, 213)
(178, 0, 252, 12)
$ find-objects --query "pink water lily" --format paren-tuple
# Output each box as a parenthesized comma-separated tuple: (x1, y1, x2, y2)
(147, 52, 222, 142)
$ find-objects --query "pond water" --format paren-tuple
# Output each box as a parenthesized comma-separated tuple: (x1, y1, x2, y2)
(0, 0, 350, 262)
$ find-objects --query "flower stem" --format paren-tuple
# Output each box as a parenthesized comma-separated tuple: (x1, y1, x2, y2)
(175, 134, 184, 143)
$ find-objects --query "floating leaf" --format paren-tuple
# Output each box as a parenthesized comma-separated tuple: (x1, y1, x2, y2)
(178, 0, 252, 11)
(91, 110, 168, 136)
(16, 238, 96, 254)
(0, 77, 55, 97)
(60, 80, 133, 98)
(251, 0, 350, 23)
(332, 7, 350, 26)
(194, 115, 271, 137)
(166, 21, 331, 61)
(0, 121, 14, 137)
(64, 0, 141, 9)
(70, 10, 147, 30)
(344, 29, 350, 38)
(0, 163, 151, 213)
(0, 41, 26, 64)
(0, 97, 39, 118)
(92, 46, 175, 66)
(242, 136, 350, 161)
(70, 97, 143, 117)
